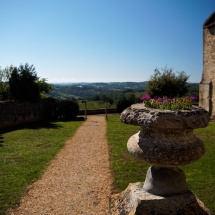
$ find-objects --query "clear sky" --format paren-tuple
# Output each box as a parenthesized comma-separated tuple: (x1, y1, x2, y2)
(0, 0, 214, 83)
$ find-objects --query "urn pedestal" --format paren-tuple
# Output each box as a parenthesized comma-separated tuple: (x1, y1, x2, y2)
(110, 104, 212, 215)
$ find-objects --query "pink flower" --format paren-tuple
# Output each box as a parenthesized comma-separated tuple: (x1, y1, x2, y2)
(140, 94, 151, 101)
(188, 96, 197, 101)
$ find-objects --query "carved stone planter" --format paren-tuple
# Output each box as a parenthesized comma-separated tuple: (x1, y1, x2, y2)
(110, 104, 212, 215)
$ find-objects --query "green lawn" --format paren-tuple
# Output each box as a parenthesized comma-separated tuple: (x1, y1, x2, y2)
(0, 120, 83, 214)
(107, 114, 215, 213)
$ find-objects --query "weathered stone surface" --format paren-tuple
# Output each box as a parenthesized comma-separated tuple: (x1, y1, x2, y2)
(127, 130, 205, 166)
(199, 82, 212, 113)
(200, 11, 215, 118)
(121, 104, 209, 167)
(143, 166, 188, 196)
(120, 104, 210, 129)
(0, 100, 56, 129)
(115, 104, 212, 214)
(110, 182, 213, 215)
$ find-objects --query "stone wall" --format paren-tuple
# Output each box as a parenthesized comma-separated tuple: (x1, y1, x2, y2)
(78, 108, 117, 115)
(0, 99, 55, 129)
(199, 82, 212, 113)
(199, 11, 215, 118)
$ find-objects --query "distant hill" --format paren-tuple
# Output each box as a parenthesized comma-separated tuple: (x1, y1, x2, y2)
(48, 82, 148, 100)
(47, 82, 199, 100)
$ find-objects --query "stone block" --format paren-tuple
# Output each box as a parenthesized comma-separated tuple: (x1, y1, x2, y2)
(110, 182, 213, 215)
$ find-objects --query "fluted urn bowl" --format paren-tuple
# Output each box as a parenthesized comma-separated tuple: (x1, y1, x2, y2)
(120, 103, 210, 167)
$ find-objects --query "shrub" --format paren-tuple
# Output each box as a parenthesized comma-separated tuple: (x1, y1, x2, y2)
(116, 96, 134, 113)
(146, 66, 190, 98)
(56, 99, 79, 119)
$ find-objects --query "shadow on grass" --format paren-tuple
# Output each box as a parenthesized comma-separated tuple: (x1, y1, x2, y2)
(57, 116, 86, 122)
(0, 121, 61, 134)
(0, 136, 4, 146)
(0, 116, 85, 135)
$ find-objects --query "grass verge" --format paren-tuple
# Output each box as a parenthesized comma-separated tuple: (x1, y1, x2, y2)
(0, 119, 83, 214)
(107, 114, 215, 213)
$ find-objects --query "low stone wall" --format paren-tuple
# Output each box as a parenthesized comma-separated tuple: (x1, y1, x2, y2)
(0, 99, 55, 129)
(79, 108, 117, 115)
(0, 101, 116, 129)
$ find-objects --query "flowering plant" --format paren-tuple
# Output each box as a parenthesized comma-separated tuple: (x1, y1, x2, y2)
(140, 94, 197, 110)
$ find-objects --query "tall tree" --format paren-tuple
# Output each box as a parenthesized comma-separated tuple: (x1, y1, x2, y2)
(9, 64, 40, 102)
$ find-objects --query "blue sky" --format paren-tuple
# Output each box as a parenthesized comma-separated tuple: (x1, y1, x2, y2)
(0, 0, 214, 83)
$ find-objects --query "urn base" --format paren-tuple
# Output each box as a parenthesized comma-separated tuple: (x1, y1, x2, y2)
(143, 165, 188, 196)
(110, 182, 212, 215)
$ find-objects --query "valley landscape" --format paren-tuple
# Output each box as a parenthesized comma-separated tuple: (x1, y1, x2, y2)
(48, 82, 199, 101)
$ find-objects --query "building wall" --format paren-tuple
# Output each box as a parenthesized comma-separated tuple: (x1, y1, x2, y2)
(202, 27, 215, 81)
(199, 25, 215, 118)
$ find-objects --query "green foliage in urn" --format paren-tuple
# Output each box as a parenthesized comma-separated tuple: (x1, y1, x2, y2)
(146, 66, 190, 98)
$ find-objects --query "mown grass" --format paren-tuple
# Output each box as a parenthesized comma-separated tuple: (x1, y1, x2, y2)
(107, 115, 150, 193)
(0, 120, 83, 214)
(183, 123, 215, 212)
(107, 115, 215, 213)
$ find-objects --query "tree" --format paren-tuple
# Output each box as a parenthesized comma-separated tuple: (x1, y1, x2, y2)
(9, 64, 40, 102)
(37, 78, 53, 98)
(146, 67, 190, 98)
(116, 94, 136, 113)
(100, 95, 114, 107)
(0, 65, 14, 100)
(126, 92, 136, 104)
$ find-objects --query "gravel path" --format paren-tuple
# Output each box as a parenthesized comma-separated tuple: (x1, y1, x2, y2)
(10, 115, 113, 215)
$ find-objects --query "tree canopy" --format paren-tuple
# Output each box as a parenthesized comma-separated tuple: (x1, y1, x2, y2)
(146, 67, 190, 98)
(9, 64, 40, 102)
(0, 63, 52, 102)
(0, 65, 13, 100)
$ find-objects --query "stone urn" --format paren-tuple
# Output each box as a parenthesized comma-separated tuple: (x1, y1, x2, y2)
(110, 103, 212, 215)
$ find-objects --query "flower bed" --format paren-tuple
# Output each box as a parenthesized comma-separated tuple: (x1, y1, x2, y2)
(140, 94, 197, 110)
